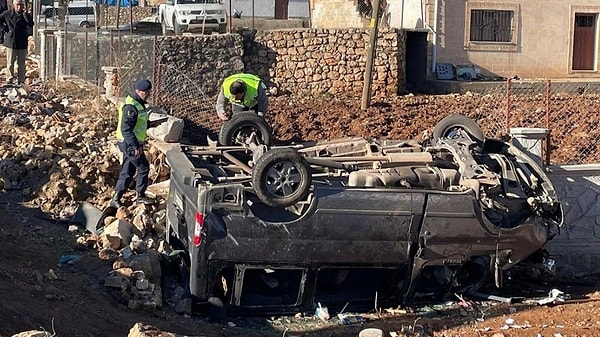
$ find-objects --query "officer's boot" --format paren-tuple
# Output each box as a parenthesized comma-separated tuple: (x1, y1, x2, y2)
(110, 191, 123, 208)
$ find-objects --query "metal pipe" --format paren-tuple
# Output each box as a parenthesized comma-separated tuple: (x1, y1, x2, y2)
(188, 150, 253, 174)
(431, 0, 439, 74)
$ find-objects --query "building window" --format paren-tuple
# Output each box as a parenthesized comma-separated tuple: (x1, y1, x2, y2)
(464, 2, 519, 52)
(469, 10, 513, 42)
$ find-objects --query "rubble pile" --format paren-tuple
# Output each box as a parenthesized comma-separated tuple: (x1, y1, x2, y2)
(92, 205, 168, 312)
(0, 80, 170, 215)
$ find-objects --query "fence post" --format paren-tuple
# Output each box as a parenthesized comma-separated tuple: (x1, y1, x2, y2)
(102, 66, 120, 103)
(38, 28, 57, 80)
(545, 80, 551, 166)
(53, 30, 76, 80)
(505, 78, 511, 136)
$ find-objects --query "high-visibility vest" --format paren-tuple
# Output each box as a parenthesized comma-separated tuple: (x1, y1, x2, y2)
(116, 95, 148, 143)
(223, 73, 261, 108)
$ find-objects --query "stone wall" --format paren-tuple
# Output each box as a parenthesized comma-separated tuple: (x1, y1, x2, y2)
(243, 28, 405, 95)
(67, 28, 405, 97)
(97, 5, 154, 27)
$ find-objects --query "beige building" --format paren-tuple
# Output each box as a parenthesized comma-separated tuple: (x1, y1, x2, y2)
(311, 0, 600, 82)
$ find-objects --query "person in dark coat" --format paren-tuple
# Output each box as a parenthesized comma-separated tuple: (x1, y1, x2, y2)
(0, 0, 33, 85)
(110, 79, 155, 207)
(0, 0, 8, 44)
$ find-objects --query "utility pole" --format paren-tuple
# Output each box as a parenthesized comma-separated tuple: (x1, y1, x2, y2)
(361, 0, 381, 110)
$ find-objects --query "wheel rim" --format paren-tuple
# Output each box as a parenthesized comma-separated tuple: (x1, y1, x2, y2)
(264, 161, 302, 197)
(230, 125, 261, 145)
(443, 126, 474, 140)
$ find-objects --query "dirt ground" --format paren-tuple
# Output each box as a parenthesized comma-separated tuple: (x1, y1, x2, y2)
(2, 56, 600, 337)
(2, 189, 600, 337)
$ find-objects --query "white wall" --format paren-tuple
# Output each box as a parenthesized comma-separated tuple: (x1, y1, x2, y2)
(225, 0, 309, 18)
(387, 0, 424, 29)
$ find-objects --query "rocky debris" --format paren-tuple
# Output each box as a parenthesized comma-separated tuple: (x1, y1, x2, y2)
(127, 322, 182, 337)
(67, 200, 173, 312)
(0, 80, 170, 216)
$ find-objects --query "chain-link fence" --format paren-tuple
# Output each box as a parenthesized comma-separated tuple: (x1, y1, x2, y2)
(448, 79, 600, 165)
(153, 63, 219, 144)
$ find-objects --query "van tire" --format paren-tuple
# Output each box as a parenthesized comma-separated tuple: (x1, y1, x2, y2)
(218, 112, 273, 146)
(218, 23, 227, 34)
(432, 114, 484, 150)
(252, 148, 311, 207)
(80, 21, 91, 28)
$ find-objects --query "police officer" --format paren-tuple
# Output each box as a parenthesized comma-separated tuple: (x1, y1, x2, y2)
(215, 73, 268, 121)
(110, 79, 154, 207)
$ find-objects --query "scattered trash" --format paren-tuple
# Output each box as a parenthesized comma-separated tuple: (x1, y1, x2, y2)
(509, 307, 517, 313)
(315, 302, 330, 322)
(543, 257, 557, 274)
(359, 327, 383, 337)
(469, 291, 523, 304)
(227, 321, 236, 327)
(337, 313, 365, 325)
(500, 317, 532, 330)
(384, 308, 407, 314)
(58, 254, 81, 266)
(46, 269, 59, 280)
(537, 289, 568, 305)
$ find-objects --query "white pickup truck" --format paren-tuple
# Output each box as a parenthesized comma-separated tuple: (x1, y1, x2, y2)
(158, 0, 227, 35)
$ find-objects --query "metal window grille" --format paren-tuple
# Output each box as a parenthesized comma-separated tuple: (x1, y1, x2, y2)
(470, 9, 513, 42)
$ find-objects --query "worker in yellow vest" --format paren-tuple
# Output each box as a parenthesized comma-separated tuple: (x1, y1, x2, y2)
(110, 79, 155, 208)
(216, 73, 268, 121)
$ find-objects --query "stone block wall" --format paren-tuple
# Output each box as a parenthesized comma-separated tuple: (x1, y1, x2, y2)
(97, 6, 154, 27)
(243, 28, 405, 96)
(67, 28, 405, 97)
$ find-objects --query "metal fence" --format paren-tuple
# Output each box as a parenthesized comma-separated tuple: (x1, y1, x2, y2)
(452, 79, 600, 165)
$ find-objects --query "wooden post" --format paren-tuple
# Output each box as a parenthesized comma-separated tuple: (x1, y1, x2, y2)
(360, 0, 381, 110)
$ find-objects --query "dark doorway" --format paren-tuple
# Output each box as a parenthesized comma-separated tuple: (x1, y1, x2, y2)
(572, 14, 597, 71)
(274, 0, 288, 19)
(405, 31, 428, 92)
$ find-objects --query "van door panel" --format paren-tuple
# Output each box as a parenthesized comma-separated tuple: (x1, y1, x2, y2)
(206, 187, 419, 265)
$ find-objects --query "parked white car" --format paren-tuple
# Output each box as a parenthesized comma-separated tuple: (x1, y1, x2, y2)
(158, 0, 227, 35)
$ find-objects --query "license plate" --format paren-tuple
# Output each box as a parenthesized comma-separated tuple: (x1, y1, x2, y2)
(196, 15, 206, 20)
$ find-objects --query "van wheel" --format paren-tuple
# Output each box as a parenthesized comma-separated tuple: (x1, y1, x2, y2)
(432, 114, 484, 150)
(218, 23, 227, 34)
(80, 21, 91, 28)
(252, 148, 311, 207)
(218, 112, 273, 146)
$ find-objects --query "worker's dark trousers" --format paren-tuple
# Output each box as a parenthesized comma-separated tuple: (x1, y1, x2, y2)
(114, 142, 150, 196)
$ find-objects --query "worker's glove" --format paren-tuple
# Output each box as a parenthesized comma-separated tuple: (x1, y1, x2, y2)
(217, 111, 230, 121)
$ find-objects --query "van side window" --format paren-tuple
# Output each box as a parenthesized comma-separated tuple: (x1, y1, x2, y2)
(68, 7, 94, 16)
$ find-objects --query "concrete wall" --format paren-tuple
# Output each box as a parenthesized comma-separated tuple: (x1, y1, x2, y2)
(311, 0, 366, 28)
(547, 165, 600, 276)
(224, 0, 310, 18)
(430, 0, 600, 79)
